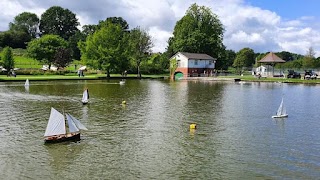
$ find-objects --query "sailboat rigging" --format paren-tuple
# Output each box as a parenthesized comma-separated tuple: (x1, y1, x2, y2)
(82, 89, 89, 105)
(272, 98, 288, 118)
(44, 107, 88, 143)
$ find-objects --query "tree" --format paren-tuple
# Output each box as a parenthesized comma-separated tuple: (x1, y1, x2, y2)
(9, 12, 39, 38)
(169, 58, 178, 80)
(128, 27, 153, 78)
(1, 47, 15, 74)
(224, 49, 236, 69)
(0, 30, 31, 49)
(68, 31, 85, 60)
(79, 22, 128, 77)
(52, 47, 72, 69)
(82, 24, 97, 36)
(98, 17, 129, 30)
(167, 3, 225, 68)
(39, 6, 80, 40)
(302, 47, 316, 69)
(306, 47, 315, 58)
(276, 51, 293, 62)
(233, 48, 255, 74)
(81, 17, 129, 37)
(27, 34, 68, 69)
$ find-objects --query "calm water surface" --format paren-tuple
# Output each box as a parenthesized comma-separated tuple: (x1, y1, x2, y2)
(0, 79, 320, 179)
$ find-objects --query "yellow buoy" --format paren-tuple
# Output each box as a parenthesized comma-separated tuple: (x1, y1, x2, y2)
(190, 123, 197, 129)
(122, 100, 126, 104)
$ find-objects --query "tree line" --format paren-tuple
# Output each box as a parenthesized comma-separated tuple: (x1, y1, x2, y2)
(1, 4, 320, 77)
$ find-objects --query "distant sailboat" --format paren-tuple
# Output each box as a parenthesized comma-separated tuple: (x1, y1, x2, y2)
(24, 79, 29, 87)
(82, 89, 89, 104)
(44, 107, 88, 143)
(119, 80, 125, 85)
(272, 98, 288, 118)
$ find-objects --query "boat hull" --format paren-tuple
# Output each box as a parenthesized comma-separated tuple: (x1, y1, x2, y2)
(272, 114, 288, 118)
(44, 133, 81, 144)
(82, 101, 88, 105)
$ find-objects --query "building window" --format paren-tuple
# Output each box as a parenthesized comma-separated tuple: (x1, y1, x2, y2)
(209, 60, 212, 65)
(194, 60, 198, 65)
(177, 60, 181, 67)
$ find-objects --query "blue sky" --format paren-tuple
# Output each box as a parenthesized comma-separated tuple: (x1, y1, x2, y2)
(0, 0, 320, 56)
(246, 0, 320, 19)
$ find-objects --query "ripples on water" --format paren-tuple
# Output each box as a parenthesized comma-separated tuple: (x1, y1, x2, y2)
(0, 80, 320, 179)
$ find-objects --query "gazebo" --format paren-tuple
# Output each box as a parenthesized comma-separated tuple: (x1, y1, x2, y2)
(258, 52, 286, 77)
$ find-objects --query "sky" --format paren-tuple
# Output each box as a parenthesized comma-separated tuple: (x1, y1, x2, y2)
(1, 0, 320, 56)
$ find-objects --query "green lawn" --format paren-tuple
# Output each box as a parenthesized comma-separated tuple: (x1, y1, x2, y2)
(14, 56, 42, 69)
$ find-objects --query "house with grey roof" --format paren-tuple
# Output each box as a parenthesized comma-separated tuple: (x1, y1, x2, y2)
(170, 52, 217, 79)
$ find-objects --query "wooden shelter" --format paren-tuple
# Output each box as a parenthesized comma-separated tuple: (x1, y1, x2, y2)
(258, 52, 286, 76)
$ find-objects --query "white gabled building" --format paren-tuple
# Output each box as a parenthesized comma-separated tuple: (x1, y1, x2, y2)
(170, 52, 217, 79)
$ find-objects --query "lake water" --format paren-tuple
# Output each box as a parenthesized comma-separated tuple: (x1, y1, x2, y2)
(0, 79, 320, 179)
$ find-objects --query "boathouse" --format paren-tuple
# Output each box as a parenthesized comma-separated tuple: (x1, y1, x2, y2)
(170, 52, 217, 79)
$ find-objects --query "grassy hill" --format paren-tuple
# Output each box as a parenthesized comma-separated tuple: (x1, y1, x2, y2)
(0, 48, 82, 71)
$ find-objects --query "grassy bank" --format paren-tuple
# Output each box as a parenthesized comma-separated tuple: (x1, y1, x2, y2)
(0, 74, 169, 82)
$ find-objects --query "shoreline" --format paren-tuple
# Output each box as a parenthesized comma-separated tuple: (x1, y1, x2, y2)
(0, 75, 168, 82)
(1, 74, 320, 84)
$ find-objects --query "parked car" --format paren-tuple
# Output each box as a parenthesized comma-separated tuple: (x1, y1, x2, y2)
(304, 70, 318, 80)
(287, 70, 301, 78)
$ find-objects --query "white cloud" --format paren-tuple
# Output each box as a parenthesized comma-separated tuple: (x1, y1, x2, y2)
(0, 0, 320, 56)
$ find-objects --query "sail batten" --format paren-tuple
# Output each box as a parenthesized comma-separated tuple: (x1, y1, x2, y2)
(44, 108, 66, 137)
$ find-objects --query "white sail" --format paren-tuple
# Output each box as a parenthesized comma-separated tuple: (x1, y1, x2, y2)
(25, 79, 29, 87)
(82, 89, 89, 103)
(66, 114, 80, 133)
(276, 98, 287, 116)
(67, 113, 88, 130)
(44, 108, 66, 137)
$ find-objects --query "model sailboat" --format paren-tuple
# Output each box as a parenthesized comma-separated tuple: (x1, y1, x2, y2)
(119, 80, 125, 85)
(82, 89, 89, 104)
(24, 79, 29, 87)
(44, 107, 88, 143)
(272, 98, 288, 118)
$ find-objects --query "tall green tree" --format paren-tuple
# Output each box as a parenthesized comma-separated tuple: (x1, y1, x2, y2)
(9, 12, 39, 38)
(39, 6, 79, 40)
(27, 34, 68, 69)
(1, 47, 15, 73)
(167, 3, 225, 68)
(128, 27, 153, 78)
(233, 48, 255, 74)
(79, 22, 128, 77)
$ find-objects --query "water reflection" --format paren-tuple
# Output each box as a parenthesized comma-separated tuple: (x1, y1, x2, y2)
(0, 80, 320, 179)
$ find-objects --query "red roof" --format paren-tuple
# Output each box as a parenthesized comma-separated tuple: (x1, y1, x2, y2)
(258, 52, 286, 63)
